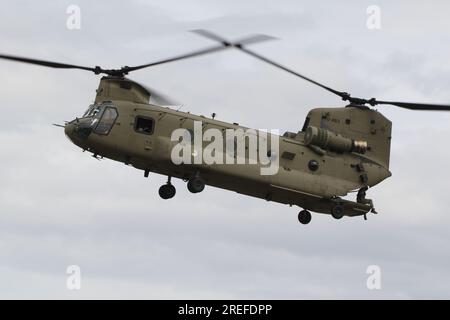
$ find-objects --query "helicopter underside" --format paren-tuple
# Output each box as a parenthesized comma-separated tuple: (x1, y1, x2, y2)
(88, 144, 374, 222)
(137, 162, 373, 217)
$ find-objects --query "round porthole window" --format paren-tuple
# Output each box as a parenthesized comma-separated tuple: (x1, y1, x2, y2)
(308, 159, 319, 171)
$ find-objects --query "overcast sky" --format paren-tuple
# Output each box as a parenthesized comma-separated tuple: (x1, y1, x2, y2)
(1, 0, 450, 299)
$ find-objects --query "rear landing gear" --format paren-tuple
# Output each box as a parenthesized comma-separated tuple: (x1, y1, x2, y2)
(298, 210, 312, 225)
(159, 177, 176, 199)
(357, 186, 378, 215)
(331, 205, 344, 219)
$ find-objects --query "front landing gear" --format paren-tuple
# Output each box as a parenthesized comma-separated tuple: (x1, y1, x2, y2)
(187, 175, 205, 193)
(159, 177, 176, 199)
(298, 210, 312, 225)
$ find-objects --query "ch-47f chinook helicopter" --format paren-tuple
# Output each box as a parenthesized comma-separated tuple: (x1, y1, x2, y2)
(2, 30, 450, 225)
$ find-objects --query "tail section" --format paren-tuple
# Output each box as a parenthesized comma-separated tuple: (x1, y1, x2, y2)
(302, 106, 392, 168)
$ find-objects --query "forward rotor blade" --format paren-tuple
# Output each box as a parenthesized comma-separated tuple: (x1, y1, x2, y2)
(1, 32, 275, 77)
(148, 86, 180, 106)
(125, 45, 227, 73)
(0, 54, 97, 72)
(192, 29, 347, 99)
(374, 100, 450, 111)
(135, 80, 180, 106)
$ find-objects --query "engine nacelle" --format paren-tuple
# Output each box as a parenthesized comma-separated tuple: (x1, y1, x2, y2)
(304, 126, 367, 154)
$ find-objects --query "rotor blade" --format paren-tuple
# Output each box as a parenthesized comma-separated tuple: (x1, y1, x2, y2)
(193, 30, 450, 111)
(236, 47, 450, 111)
(0, 54, 97, 72)
(136, 81, 180, 106)
(236, 34, 278, 46)
(126, 33, 275, 73)
(239, 47, 347, 98)
(191, 29, 230, 45)
(1, 32, 275, 77)
(125, 45, 227, 73)
(148, 87, 180, 106)
(192, 29, 348, 99)
(374, 100, 450, 111)
(192, 29, 277, 47)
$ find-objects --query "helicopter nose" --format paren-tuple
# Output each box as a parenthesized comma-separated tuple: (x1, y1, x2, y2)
(64, 122, 82, 147)
(64, 120, 91, 148)
(64, 122, 75, 140)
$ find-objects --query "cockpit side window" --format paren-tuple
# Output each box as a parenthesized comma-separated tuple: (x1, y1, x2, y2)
(83, 105, 93, 117)
(134, 116, 155, 135)
(94, 107, 118, 135)
(83, 104, 103, 118)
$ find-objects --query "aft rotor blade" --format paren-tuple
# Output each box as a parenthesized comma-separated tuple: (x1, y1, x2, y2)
(126, 34, 275, 73)
(236, 34, 278, 46)
(194, 30, 450, 111)
(0, 54, 97, 72)
(239, 46, 347, 98)
(373, 100, 450, 111)
(192, 29, 231, 45)
(192, 29, 347, 99)
(192, 29, 276, 46)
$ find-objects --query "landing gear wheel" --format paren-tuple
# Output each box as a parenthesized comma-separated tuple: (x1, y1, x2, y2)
(298, 210, 312, 225)
(159, 184, 176, 199)
(187, 177, 205, 193)
(331, 205, 344, 219)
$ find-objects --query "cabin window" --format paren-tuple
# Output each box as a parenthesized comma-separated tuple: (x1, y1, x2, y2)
(135, 116, 155, 135)
(94, 107, 118, 135)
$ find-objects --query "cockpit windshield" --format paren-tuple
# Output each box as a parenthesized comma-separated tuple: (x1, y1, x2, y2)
(83, 104, 103, 118)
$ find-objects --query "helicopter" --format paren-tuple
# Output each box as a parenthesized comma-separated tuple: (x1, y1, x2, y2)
(1, 30, 450, 225)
